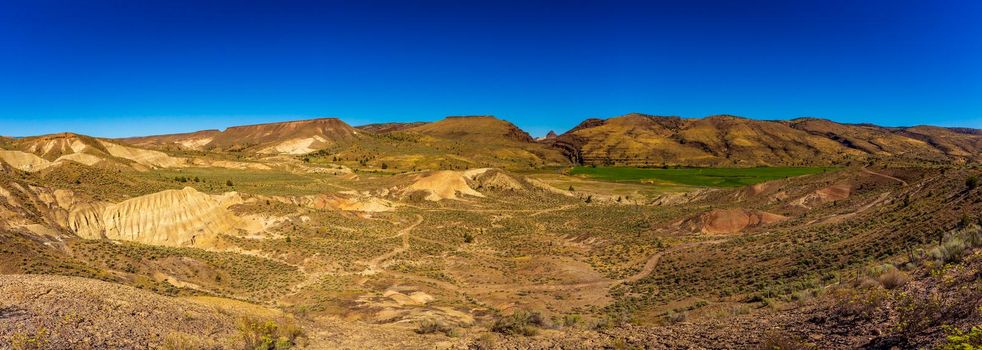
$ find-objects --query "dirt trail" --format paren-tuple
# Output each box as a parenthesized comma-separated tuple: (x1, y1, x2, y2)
(818, 191, 892, 225)
(362, 214, 424, 276)
(621, 239, 726, 284)
(402, 204, 577, 215)
(861, 167, 908, 186)
(471, 239, 728, 293)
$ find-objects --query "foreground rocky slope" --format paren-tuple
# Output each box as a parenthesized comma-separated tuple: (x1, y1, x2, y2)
(0, 274, 300, 349)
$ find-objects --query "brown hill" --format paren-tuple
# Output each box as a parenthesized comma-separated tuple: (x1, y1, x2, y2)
(0, 133, 184, 171)
(120, 129, 221, 150)
(550, 113, 982, 166)
(327, 116, 570, 170)
(535, 130, 558, 141)
(406, 116, 535, 143)
(119, 118, 362, 155)
(212, 118, 361, 153)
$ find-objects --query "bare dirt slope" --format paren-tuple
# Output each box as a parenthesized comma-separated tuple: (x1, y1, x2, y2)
(0, 274, 270, 349)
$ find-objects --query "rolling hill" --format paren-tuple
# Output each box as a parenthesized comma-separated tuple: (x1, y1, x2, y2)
(545, 113, 982, 166)
(0, 132, 185, 171)
(121, 118, 363, 154)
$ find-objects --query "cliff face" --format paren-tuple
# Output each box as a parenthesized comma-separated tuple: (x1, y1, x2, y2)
(69, 187, 243, 247)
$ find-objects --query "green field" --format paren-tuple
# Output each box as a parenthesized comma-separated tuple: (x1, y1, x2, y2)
(569, 166, 834, 188)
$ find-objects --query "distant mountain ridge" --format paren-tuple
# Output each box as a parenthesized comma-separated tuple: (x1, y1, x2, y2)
(545, 113, 982, 166)
(104, 113, 982, 167)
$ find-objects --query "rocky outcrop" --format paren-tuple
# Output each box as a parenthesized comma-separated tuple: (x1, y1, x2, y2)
(0, 179, 76, 233)
(0, 150, 52, 172)
(69, 187, 243, 247)
(0, 274, 282, 349)
(399, 168, 558, 201)
(402, 170, 486, 201)
(682, 208, 788, 234)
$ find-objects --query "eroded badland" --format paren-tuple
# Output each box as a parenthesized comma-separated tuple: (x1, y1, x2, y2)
(1, 114, 980, 349)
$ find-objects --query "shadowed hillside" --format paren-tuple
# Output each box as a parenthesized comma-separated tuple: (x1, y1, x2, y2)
(546, 113, 982, 166)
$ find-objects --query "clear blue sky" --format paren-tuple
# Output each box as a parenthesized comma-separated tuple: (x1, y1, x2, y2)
(1, 0, 980, 138)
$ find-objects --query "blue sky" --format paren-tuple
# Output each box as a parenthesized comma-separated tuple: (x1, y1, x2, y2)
(1, 0, 980, 138)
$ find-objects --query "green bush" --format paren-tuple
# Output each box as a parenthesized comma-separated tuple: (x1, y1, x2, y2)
(941, 325, 982, 350)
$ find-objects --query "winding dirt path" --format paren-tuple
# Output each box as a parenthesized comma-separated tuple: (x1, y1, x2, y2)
(401, 203, 578, 215)
(861, 167, 908, 186)
(362, 214, 424, 276)
(469, 239, 729, 293)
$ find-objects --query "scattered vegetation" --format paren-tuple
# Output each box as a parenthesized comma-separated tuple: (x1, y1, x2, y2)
(8, 324, 50, 350)
(491, 310, 546, 336)
(237, 316, 305, 350)
(941, 325, 982, 350)
(415, 319, 456, 336)
(569, 166, 833, 187)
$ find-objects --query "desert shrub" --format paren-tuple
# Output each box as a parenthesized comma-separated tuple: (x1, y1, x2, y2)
(791, 289, 818, 302)
(237, 316, 305, 350)
(929, 238, 968, 264)
(758, 331, 809, 350)
(877, 269, 910, 290)
(921, 225, 982, 266)
(490, 310, 545, 336)
(664, 310, 687, 324)
(967, 176, 979, 190)
(415, 319, 454, 336)
(560, 314, 583, 328)
(895, 285, 981, 338)
(731, 304, 752, 316)
(941, 325, 982, 350)
(162, 332, 216, 350)
(469, 334, 497, 350)
(593, 309, 633, 330)
(609, 338, 642, 350)
(9, 324, 49, 350)
(830, 287, 888, 320)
